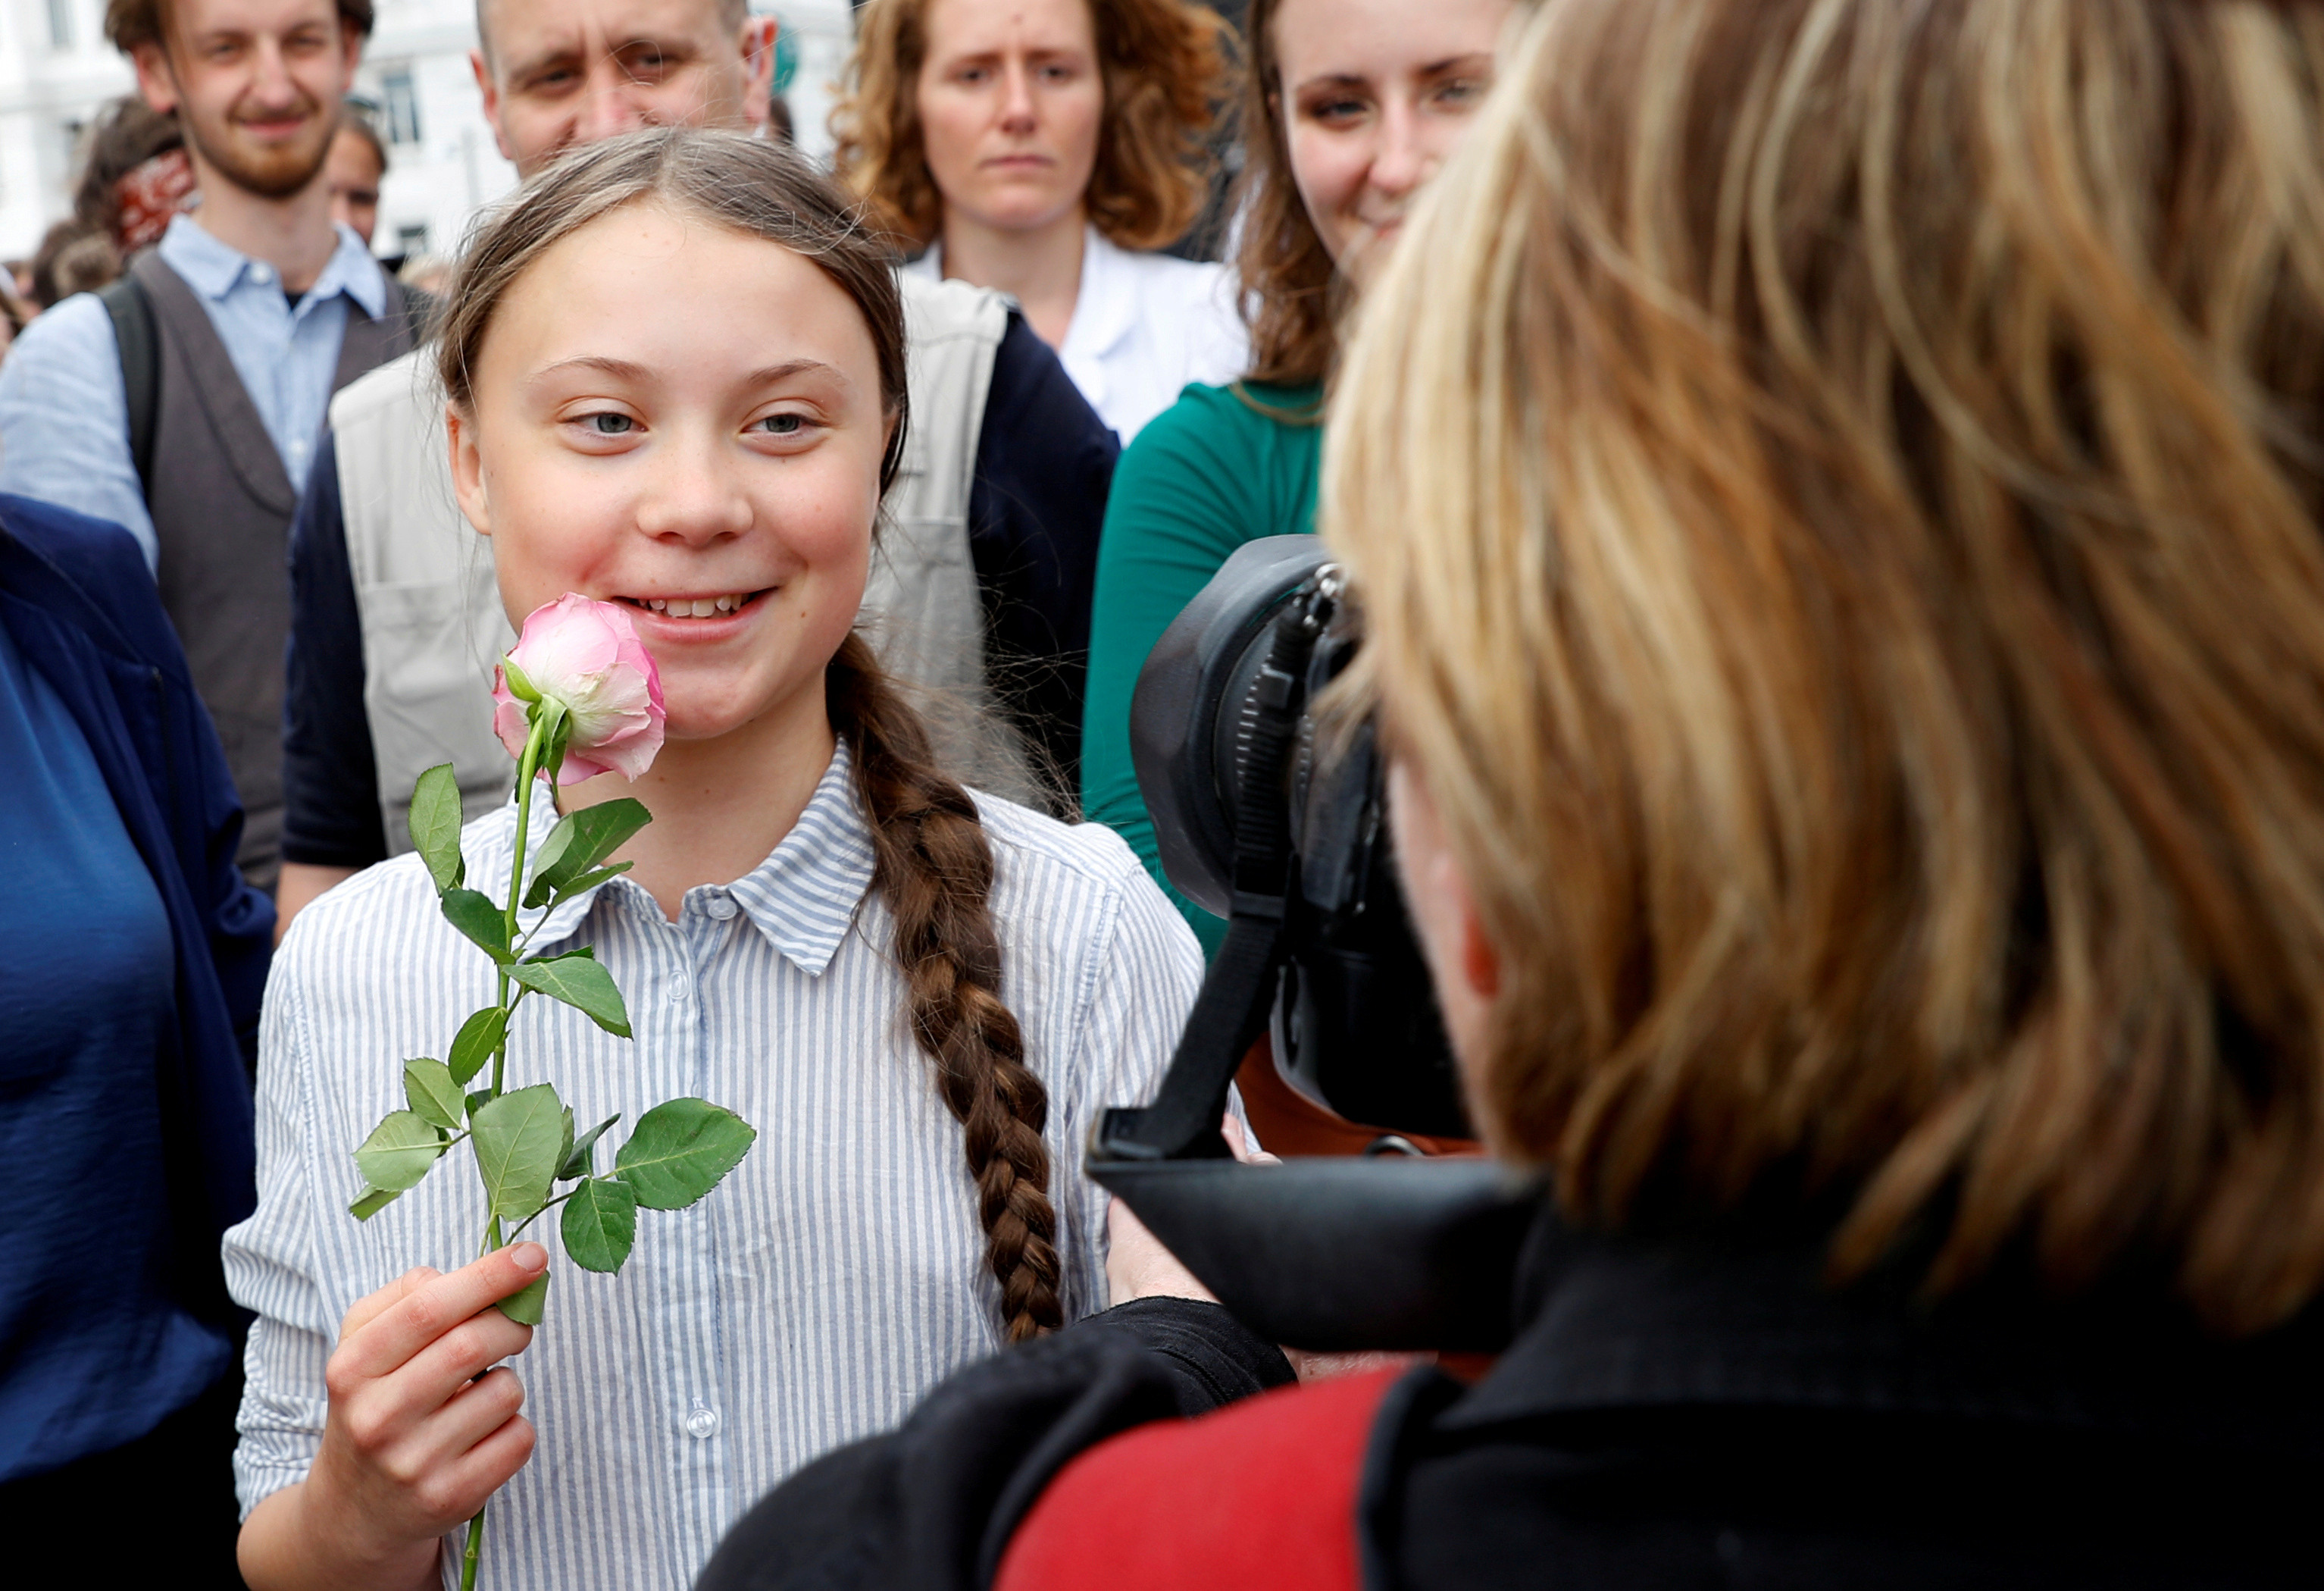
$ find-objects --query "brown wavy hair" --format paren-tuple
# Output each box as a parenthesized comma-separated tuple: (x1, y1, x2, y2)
(832, 0, 1232, 255)
(1231, 0, 1337, 388)
(1332, 0, 2324, 1337)
(439, 128, 1062, 1342)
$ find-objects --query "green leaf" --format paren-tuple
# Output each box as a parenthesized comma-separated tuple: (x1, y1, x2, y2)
(440, 888, 512, 964)
(408, 764, 467, 895)
(349, 1185, 402, 1220)
(558, 1107, 574, 1177)
(558, 1113, 621, 1180)
(466, 1088, 491, 1120)
(552, 863, 633, 901)
(524, 800, 652, 907)
(497, 1270, 549, 1326)
(560, 1178, 638, 1273)
(403, 1058, 464, 1132)
(500, 653, 541, 703)
(446, 1004, 508, 1087)
(615, 1098, 757, 1210)
(508, 953, 631, 1038)
(471, 1083, 567, 1220)
(352, 1110, 449, 1192)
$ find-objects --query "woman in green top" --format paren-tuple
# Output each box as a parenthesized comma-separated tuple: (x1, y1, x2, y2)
(1081, 0, 1515, 950)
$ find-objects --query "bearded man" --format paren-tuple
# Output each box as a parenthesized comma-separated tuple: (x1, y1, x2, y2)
(0, 0, 426, 894)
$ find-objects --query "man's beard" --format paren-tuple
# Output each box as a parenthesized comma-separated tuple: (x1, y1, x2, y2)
(182, 97, 339, 201)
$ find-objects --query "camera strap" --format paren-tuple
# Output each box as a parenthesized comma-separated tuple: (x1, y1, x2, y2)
(1098, 592, 1325, 1161)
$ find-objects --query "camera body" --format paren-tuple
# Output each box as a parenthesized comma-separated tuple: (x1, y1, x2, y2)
(1129, 536, 1469, 1140)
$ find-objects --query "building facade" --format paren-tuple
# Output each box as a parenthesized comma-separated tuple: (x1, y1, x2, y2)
(1, 0, 852, 268)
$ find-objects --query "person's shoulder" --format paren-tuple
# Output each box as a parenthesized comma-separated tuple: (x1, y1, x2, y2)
(328, 343, 437, 431)
(1117, 378, 1310, 482)
(0, 492, 146, 579)
(0, 493, 165, 645)
(972, 796, 1200, 952)
(0, 291, 120, 405)
(278, 848, 441, 960)
(4, 289, 114, 365)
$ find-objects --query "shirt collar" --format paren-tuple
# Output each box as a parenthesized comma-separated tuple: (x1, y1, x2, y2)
(1062, 226, 1137, 362)
(515, 741, 875, 977)
(156, 214, 387, 318)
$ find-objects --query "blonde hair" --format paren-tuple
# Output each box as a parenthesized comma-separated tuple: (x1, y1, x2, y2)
(831, 0, 1232, 253)
(1330, 0, 2324, 1336)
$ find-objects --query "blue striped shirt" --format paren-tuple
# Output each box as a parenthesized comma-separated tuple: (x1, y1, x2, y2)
(224, 742, 1203, 1588)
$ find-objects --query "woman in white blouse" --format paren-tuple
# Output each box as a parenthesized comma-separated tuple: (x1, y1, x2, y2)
(835, 0, 1245, 444)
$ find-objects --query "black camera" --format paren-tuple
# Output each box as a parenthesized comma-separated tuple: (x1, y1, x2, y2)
(1086, 538, 1532, 1352)
(1131, 536, 1467, 1141)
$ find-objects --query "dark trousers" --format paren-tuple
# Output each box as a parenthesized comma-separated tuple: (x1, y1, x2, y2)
(0, 1365, 249, 1586)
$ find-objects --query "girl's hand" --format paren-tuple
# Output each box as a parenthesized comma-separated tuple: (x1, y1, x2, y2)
(239, 1244, 547, 1591)
(1103, 1113, 1276, 1308)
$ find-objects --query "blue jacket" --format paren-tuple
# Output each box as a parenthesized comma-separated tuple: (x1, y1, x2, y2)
(0, 493, 271, 1318)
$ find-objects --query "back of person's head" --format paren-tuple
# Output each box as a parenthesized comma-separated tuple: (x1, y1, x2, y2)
(70, 94, 184, 239)
(27, 221, 120, 307)
(833, 0, 1232, 253)
(439, 129, 1066, 1342)
(1329, 0, 2324, 1338)
(105, 0, 374, 52)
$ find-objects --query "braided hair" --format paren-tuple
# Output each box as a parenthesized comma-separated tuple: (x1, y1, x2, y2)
(829, 635, 1064, 1341)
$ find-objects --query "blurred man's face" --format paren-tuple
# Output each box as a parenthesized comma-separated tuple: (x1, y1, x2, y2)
(324, 125, 383, 243)
(134, 0, 358, 200)
(473, 0, 774, 177)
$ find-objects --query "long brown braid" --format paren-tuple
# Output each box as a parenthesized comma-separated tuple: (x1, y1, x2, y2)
(828, 634, 1063, 1342)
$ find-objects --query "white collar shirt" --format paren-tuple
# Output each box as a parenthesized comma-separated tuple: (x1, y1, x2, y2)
(224, 742, 1204, 1589)
(906, 224, 1249, 446)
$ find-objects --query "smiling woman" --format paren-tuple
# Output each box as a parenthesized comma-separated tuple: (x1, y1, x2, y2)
(224, 129, 1207, 1591)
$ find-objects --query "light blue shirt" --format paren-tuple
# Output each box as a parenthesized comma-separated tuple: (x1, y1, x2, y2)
(225, 744, 1208, 1589)
(0, 215, 385, 572)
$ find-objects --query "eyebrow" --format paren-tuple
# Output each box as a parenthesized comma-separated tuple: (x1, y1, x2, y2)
(1293, 53, 1494, 93)
(530, 355, 849, 390)
(506, 32, 702, 82)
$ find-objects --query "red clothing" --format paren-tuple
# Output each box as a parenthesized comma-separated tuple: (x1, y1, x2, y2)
(993, 1367, 1402, 1591)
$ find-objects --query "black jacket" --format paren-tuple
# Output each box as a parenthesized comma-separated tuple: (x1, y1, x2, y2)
(703, 1202, 2324, 1589)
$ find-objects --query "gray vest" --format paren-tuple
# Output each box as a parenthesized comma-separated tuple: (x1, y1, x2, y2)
(336, 271, 1028, 857)
(136, 250, 414, 893)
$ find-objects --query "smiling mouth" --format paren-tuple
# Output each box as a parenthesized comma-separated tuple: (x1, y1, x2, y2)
(618, 590, 768, 619)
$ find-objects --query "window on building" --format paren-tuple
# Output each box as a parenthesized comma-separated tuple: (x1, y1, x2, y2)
(47, 0, 74, 50)
(396, 223, 430, 258)
(383, 69, 423, 146)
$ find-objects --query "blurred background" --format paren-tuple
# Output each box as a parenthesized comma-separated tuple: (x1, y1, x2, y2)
(0, 0, 855, 265)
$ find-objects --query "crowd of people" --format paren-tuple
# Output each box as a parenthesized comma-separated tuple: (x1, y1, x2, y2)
(5, 0, 2323, 1586)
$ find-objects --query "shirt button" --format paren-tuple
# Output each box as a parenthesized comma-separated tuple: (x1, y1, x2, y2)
(686, 1399, 720, 1439)
(249, 263, 272, 285)
(669, 976, 691, 1003)
(705, 895, 737, 921)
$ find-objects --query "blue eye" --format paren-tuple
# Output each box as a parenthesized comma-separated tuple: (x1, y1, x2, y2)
(588, 413, 635, 435)
(755, 414, 805, 436)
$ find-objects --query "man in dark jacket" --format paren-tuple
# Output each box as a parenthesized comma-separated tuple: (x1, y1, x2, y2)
(0, 493, 272, 1584)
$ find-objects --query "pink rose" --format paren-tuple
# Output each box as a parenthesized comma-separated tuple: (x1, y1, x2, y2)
(492, 594, 668, 784)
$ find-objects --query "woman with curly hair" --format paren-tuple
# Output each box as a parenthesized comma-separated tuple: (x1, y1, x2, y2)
(833, 0, 1241, 444)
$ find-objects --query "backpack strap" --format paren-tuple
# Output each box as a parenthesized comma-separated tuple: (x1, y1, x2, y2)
(97, 272, 161, 507)
(993, 1367, 1403, 1591)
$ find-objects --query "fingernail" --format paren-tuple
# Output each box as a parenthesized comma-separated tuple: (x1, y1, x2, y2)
(511, 1242, 548, 1273)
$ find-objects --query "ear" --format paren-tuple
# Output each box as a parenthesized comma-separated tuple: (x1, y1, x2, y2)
(740, 17, 778, 133)
(336, 20, 364, 83)
(471, 49, 519, 167)
(131, 42, 179, 116)
(447, 406, 492, 537)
